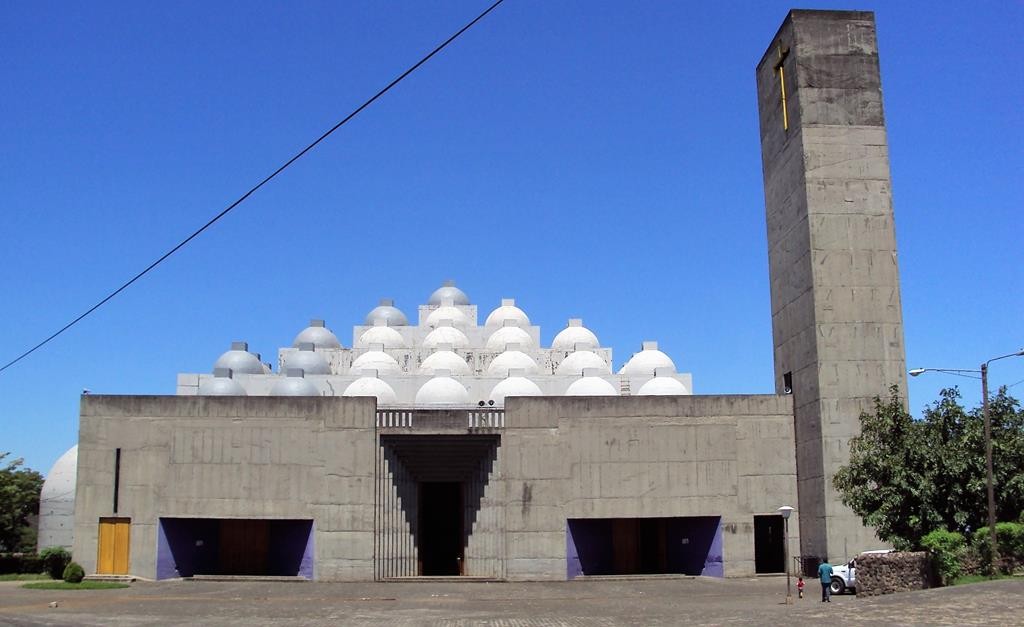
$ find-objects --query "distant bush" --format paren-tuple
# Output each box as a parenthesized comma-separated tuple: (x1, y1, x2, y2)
(0, 553, 44, 574)
(62, 562, 84, 583)
(972, 522, 1024, 574)
(921, 529, 966, 584)
(39, 547, 71, 580)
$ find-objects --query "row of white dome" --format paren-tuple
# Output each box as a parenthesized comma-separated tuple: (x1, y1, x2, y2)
(296, 303, 578, 353)
(215, 343, 674, 378)
(300, 318, 598, 352)
(200, 371, 690, 404)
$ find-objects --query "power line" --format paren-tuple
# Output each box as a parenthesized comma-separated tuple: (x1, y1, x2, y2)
(0, 0, 505, 375)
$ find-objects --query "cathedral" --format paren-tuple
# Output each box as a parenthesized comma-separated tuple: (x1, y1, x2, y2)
(46, 9, 906, 581)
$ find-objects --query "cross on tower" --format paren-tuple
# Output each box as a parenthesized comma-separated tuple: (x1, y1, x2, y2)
(773, 44, 791, 130)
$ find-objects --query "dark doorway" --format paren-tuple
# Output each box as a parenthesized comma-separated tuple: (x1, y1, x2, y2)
(418, 482, 464, 575)
(753, 515, 785, 573)
(157, 518, 314, 579)
(567, 516, 722, 578)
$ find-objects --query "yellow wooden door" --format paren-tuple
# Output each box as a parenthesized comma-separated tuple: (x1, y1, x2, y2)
(97, 518, 131, 574)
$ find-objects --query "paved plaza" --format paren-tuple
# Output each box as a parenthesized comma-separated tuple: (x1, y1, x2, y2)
(0, 576, 1020, 626)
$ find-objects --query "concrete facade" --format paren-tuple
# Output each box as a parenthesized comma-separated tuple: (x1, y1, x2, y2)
(756, 10, 907, 563)
(66, 9, 909, 583)
(74, 394, 796, 580)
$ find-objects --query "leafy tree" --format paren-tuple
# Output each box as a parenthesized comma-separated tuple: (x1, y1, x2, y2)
(0, 453, 44, 552)
(834, 385, 1024, 550)
(833, 386, 936, 549)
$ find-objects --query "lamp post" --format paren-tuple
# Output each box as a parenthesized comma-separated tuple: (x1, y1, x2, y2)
(778, 505, 794, 603)
(909, 348, 1024, 572)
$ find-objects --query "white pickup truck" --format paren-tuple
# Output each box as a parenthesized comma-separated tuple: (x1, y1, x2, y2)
(829, 550, 893, 595)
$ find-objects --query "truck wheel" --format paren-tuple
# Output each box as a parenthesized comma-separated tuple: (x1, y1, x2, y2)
(830, 577, 846, 595)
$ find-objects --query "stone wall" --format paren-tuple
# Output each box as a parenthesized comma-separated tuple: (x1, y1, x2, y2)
(856, 552, 936, 596)
(502, 394, 798, 578)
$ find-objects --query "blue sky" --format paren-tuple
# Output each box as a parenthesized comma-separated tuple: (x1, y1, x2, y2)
(2, 1, 1021, 474)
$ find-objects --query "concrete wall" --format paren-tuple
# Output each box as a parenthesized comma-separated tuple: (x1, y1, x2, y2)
(74, 395, 377, 581)
(756, 10, 907, 563)
(502, 395, 798, 579)
(76, 394, 797, 581)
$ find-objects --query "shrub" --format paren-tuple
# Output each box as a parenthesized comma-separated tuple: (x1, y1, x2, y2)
(0, 553, 44, 574)
(921, 529, 966, 585)
(62, 562, 85, 583)
(38, 547, 71, 580)
(972, 522, 1024, 574)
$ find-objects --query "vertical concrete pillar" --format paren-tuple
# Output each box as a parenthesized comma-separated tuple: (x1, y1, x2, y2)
(756, 10, 907, 563)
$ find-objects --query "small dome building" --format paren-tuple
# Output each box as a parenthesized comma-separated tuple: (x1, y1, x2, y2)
(427, 280, 470, 306)
(213, 342, 265, 375)
(37, 445, 78, 550)
(270, 369, 320, 396)
(415, 372, 470, 405)
(423, 324, 470, 349)
(484, 299, 530, 327)
(564, 373, 618, 396)
(552, 319, 600, 351)
(487, 348, 539, 376)
(489, 374, 542, 406)
(365, 299, 409, 326)
(620, 342, 676, 376)
(343, 374, 398, 405)
(350, 348, 401, 375)
(419, 349, 471, 376)
(292, 319, 342, 349)
(556, 350, 611, 375)
(357, 324, 406, 349)
(485, 325, 533, 350)
(281, 344, 331, 375)
(198, 368, 248, 395)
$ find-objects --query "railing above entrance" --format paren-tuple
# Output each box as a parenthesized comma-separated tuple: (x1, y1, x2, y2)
(376, 408, 504, 430)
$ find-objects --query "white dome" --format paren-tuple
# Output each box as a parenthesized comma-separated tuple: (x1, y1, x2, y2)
(365, 300, 409, 326)
(489, 376, 542, 406)
(281, 349, 331, 375)
(350, 350, 402, 375)
(552, 321, 600, 351)
(292, 320, 341, 349)
(343, 377, 398, 404)
(358, 325, 406, 349)
(425, 305, 469, 327)
(270, 375, 320, 396)
(556, 350, 611, 375)
(620, 345, 676, 376)
(415, 376, 470, 405)
(484, 300, 530, 327)
(485, 326, 533, 350)
(565, 376, 618, 396)
(198, 377, 247, 396)
(428, 281, 470, 306)
(213, 345, 264, 375)
(488, 350, 539, 376)
(423, 326, 470, 349)
(637, 377, 691, 396)
(420, 350, 471, 375)
(38, 445, 77, 550)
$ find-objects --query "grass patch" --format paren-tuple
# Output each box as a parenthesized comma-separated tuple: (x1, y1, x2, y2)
(21, 581, 130, 590)
(952, 573, 1015, 586)
(0, 573, 50, 581)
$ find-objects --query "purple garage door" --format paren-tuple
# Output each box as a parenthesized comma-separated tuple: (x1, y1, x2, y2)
(567, 516, 722, 579)
(157, 518, 314, 579)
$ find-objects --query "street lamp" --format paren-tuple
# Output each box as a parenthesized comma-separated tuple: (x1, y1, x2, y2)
(910, 348, 1024, 571)
(778, 505, 794, 603)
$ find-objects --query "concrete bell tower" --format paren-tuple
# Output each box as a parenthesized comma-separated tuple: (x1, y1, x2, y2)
(755, 10, 907, 563)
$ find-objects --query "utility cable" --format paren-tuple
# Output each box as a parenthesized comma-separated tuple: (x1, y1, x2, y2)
(0, 0, 505, 374)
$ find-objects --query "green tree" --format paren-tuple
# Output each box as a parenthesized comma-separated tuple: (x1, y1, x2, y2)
(834, 385, 1024, 549)
(0, 453, 44, 552)
(833, 386, 937, 549)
